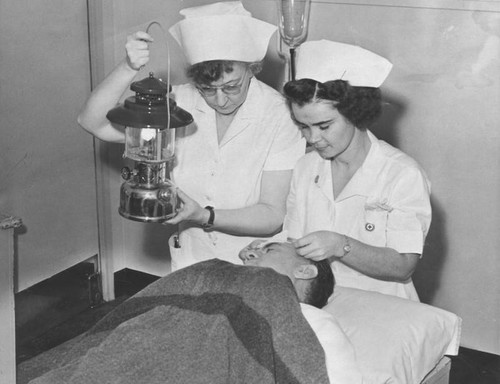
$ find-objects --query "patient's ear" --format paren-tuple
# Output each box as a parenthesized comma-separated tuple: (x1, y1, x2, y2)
(293, 264, 318, 280)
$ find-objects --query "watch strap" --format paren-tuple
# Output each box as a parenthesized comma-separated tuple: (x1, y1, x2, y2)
(202, 206, 215, 229)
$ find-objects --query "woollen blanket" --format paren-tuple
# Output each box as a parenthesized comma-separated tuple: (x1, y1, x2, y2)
(29, 259, 329, 384)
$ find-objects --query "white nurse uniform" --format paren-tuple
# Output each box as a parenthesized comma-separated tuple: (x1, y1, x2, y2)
(169, 77, 305, 271)
(285, 131, 431, 300)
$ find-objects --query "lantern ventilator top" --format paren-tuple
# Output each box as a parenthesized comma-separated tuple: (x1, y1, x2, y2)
(106, 72, 193, 163)
(106, 72, 193, 129)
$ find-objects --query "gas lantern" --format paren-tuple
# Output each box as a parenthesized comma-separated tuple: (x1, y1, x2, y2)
(106, 72, 193, 223)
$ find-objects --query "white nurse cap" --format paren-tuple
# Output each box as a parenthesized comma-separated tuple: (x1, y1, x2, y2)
(295, 40, 393, 87)
(168, 1, 277, 65)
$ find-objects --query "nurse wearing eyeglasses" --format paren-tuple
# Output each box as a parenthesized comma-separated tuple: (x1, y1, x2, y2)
(282, 40, 432, 301)
(77, 2, 305, 271)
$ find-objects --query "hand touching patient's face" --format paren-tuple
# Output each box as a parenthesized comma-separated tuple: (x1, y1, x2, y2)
(239, 242, 318, 281)
(240, 241, 333, 307)
(240, 242, 295, 272)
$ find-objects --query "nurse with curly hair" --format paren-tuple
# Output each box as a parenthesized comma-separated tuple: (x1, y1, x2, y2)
(283, 40, 432, 301)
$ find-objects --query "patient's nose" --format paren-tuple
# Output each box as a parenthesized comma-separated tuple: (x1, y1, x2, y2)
(238, 248, 261, 262)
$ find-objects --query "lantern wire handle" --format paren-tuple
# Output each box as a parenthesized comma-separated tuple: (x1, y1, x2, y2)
(145, 21, 171, 162)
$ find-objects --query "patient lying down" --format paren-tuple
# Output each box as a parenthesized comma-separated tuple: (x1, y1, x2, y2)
(239, 241, 364, 384)
(29, 243, 362, 384)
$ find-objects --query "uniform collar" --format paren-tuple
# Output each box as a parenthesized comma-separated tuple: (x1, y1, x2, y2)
(314, 130, 383, 202)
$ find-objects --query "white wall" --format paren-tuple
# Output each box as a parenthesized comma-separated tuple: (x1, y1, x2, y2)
(302, 0, 500, 354)
(88, 0, 500, 354)
(1, 0, 99, 291)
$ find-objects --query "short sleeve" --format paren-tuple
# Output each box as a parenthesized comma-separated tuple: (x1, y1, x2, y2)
(386, 166, 432, 254)
(263, 107, 305, 171)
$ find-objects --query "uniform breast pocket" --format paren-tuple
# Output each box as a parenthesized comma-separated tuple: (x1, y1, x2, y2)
(358, 198, 392, 247)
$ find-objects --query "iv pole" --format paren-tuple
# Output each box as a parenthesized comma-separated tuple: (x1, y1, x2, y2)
(289, 47, 297, 80)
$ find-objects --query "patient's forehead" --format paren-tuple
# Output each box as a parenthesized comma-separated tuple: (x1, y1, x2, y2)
(261, 243, 303, 264)
(262, 242, 296, 254)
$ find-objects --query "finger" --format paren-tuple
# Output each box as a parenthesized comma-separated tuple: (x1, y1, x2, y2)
(165, 212, 187, 225)
(164, 204, 189, 224)
(292, 236, 310, 249)
(127, 43, 150, 58)
(307, 254, 324, 261)
(295, 244, 309, 257)
(295, 242, 318, 257)
(301, 250, 320, 260)
(175, 188, 190, 202)
(164, 216, 180, 225)
(301, 246, 329, 261)
(133, 31, 154, 43)
(248, 239, 266, 249)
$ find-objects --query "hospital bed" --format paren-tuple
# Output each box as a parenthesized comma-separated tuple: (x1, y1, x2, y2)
(17, 260, 461, 384)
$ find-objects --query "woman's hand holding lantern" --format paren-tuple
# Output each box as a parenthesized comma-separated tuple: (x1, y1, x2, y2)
(164, 188, 209, 227)
(125, 31, 153, 71)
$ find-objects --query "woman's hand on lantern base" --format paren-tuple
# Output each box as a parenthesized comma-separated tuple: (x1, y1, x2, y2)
(164, 188, 208, 226)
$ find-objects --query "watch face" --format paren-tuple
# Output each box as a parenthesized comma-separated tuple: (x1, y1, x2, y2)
(342, 243, 351, 257)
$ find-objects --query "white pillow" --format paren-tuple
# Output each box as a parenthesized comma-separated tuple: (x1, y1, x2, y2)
(323, 287, 461, 384)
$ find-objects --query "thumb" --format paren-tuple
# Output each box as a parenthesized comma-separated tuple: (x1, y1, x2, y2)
(175, 188, 189, 202)
(292, 235, 309, 249)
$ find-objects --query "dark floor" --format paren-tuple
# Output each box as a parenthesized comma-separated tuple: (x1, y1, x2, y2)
(15, 263, 159, 364)
(15, 263, 500, 384)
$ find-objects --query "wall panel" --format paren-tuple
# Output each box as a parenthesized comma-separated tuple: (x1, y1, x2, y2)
(0, 0, 99, 291)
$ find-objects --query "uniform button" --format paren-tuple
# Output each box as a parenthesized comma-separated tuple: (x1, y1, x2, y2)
(365, 223, 375, 231)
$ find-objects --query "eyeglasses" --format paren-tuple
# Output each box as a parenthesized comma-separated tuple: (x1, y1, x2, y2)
(197, 71, 250, 97)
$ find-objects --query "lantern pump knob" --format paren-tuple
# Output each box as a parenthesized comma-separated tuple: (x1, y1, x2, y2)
(121, 167, 132, 181)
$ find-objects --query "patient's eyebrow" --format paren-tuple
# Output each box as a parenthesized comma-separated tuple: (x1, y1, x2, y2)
(261, 242, 280, 251)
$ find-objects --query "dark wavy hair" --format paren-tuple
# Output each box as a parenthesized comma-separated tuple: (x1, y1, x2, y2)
(187, 60, 263, 86)
(303, 259, 335, 309)
(283, 78, 382, 129)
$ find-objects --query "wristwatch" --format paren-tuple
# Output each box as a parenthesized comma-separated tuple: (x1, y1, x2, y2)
(340, 235, 351, 258)
(202, 206, 215, 229)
